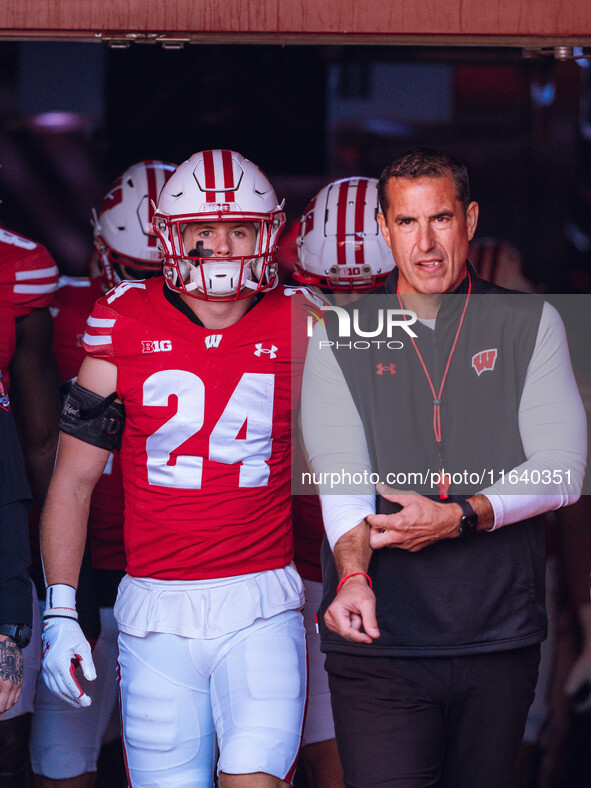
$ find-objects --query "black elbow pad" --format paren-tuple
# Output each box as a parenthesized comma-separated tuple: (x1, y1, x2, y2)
(59, 382, 125, 451)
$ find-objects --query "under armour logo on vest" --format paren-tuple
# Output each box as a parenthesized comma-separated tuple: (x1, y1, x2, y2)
(472, 348, 498, 376)
(254, 343, 278, 359)
(376, 363, 396, 375)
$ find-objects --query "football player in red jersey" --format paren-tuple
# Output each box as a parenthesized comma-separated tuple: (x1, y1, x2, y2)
(0, 225, 59, 787)
(39, 150, 316, 788)
(29, 160, 175, 788)
(291, 177, 394, 788)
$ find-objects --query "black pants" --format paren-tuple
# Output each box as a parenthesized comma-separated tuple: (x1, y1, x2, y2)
(326, 645, 540, 788)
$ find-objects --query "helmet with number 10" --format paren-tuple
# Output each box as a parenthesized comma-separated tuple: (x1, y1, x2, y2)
(92, 160, 177, 290)
(153, 149, 285, 301)
(294, 177, 394, 292)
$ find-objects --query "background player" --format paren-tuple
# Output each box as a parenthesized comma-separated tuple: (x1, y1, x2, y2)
(39, 150, 314, 787)
(291, 176, 394, 788)
(0, 222, 59, 787)
(29, 160, 175, 788)
(0, 384, 33, 718)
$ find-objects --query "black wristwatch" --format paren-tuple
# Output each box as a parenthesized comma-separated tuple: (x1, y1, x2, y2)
(0, 624, 32, 648)
(457, 499, 478, 538)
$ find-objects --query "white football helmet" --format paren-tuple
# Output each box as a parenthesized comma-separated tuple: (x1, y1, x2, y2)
(294, 177, 394, 291)
(153, 149, 285, 301)
(93, 160, 176, 289)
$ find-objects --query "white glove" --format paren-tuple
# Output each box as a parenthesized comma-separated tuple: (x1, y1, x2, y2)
(41, 584, 96, 708)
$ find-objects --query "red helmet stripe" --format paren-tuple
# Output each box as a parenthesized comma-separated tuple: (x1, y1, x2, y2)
(336, 181, 349, 267)
(145, 164, 159, 247)
(354, 178, 368, 267)
(221, 149, 235, 202)
(100, 176, 123, 215)
(203, 149, 216, 202)
(303, 197, 316, 235)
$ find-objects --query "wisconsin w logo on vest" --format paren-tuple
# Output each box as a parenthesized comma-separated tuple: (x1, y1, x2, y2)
(472, 348, 498, 376)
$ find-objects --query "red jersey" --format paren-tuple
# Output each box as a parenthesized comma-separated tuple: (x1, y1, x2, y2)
(0, 227, 59, 384)
(292, 493, 324, 582)
(83, 279, 314, 580)
(51, 276, 126, 571)
(292, 432, 324, 582)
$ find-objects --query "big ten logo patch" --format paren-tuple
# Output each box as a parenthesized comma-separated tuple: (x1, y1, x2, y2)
(142, 340, 172, 353)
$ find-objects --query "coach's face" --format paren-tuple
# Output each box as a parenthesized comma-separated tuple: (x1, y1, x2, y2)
(378, 174, 478, 295)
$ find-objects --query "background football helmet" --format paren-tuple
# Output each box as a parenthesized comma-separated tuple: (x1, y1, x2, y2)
(92, 160, 176, 289)
(153, 149, 285, 301)
(294, 177, 394, 291)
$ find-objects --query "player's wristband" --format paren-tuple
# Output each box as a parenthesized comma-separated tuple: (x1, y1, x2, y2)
(336, 572, 373, 594)
(44, 584, 78, 621)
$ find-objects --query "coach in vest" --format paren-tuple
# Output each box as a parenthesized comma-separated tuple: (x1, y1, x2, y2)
(301, 147, 587, 788)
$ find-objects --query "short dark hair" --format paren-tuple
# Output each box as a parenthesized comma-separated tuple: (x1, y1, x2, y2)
(378, 148, 471, 214)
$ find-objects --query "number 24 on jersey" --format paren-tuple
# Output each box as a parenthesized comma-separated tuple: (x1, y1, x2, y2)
(144, 370, 275, 489)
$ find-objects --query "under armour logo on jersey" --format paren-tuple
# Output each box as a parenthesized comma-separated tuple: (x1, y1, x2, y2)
(376, 363, 396, 375)
(142, 340, 172, 353)
(204, 334, 223, 349)
(254, 343, 278, 359)
(472, 348, 498, 376)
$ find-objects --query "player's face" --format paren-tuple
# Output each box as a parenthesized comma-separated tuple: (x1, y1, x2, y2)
(182, 221, 257, 260)
(378, 175, 478, 295)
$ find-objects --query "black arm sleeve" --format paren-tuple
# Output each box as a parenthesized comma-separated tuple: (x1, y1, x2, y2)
(59, 382, 125, 451)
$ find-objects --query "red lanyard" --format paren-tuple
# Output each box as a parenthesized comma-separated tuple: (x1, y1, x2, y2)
(396, 274, 472, 498)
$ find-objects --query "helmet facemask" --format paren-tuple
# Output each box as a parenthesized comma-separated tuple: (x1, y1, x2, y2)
(94, 230, 163, 289)
(157, 213, 283, 301)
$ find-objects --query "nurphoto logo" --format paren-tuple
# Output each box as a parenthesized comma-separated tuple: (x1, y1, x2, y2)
(307, 304, 418, 351)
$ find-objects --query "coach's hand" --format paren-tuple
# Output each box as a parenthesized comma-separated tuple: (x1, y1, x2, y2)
(325, 574, 380, 644)
(368, 484, 460, 552)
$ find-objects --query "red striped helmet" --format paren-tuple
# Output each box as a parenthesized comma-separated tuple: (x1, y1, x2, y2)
(93, 160, 176, 289)
(294, 177, 394, 292)
(153, 149, 285, 301)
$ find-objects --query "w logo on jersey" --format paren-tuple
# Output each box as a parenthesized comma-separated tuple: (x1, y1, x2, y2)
(254, 343, 278, 359)
(204, 334, 222, 349)
(472, 348, 498, 376)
